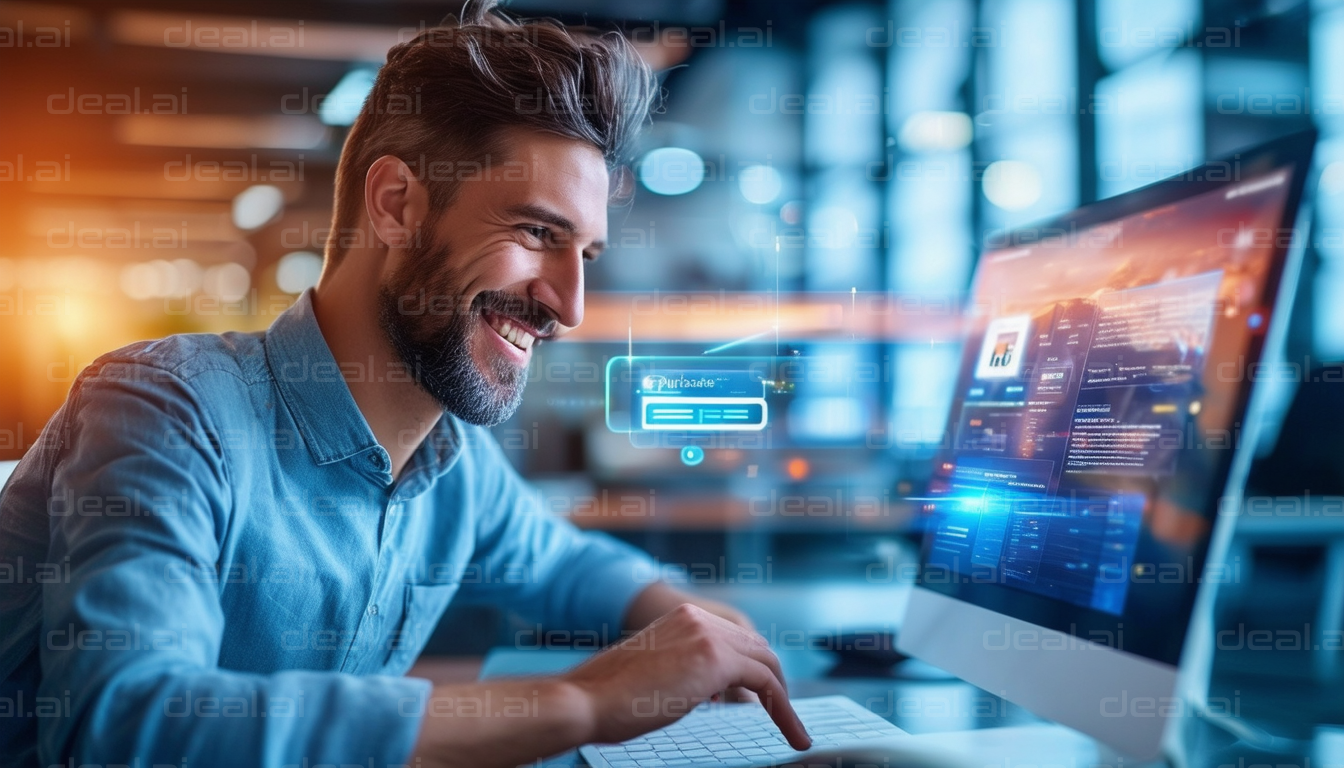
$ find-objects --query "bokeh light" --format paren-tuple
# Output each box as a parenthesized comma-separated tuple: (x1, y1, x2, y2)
(638, 147, 705, 196)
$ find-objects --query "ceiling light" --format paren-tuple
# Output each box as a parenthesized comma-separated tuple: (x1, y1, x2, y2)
(982, 160, 1042, 211)
(109, 11, 402, 62)
(898, 111, 973, 153)
(276, 251, 324, 294)
(115, 114, 328, 150)
(739, 165, 783, 205)
(232, 185, 284, 230)
(639, 147, 705, 196)
(203, 263, 251, 302)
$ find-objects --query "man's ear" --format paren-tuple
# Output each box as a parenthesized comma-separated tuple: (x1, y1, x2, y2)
(364, 155, 429, 250)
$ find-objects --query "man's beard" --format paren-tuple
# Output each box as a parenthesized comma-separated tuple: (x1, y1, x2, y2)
(376, 240, 554, 427)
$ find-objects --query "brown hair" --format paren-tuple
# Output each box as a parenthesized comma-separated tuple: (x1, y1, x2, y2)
(326, 0, 658, 263)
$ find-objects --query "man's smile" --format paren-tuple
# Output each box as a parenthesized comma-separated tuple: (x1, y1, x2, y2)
(483, 310, 538, 353)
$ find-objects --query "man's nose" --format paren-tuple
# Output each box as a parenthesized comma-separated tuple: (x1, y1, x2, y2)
(530, 251, 584, 331)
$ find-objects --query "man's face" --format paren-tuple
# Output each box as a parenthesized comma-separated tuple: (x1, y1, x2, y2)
(377, 130, 609, 426)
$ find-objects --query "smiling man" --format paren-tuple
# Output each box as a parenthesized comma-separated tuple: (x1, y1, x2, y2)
(0, 3, 808, 768)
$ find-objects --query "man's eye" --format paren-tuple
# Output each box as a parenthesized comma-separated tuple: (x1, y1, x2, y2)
(522, 225, 549, 243)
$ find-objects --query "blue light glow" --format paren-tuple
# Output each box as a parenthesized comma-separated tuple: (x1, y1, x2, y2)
(638, 148, 705, 196)
(680, 446, 705, 466)
(738, 165, 783, 205)
(319, 68, 378, 127)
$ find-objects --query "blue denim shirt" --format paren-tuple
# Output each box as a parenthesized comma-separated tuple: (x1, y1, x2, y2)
(0, 290, 657, 767)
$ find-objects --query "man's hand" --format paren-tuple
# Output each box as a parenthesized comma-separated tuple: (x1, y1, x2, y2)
(563, 603, 811, 750)
(624, 582, 762, 704)
(410, 601, 808, 768)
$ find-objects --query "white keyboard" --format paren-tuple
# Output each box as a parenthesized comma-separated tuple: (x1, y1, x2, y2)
(579, 695, 905, 768)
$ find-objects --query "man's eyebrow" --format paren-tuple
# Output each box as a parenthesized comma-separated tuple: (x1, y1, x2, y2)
(507, 203, 577, 235)
(506, 203, 607, 255)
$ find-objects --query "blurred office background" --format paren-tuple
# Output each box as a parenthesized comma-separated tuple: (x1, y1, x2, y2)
(2, 0, 1343, 736)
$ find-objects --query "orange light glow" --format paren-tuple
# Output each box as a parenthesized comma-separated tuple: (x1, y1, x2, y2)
(785, 457, 809, 482)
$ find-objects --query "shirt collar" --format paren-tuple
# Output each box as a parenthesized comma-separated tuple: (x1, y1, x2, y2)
(263, 289, 463, 479)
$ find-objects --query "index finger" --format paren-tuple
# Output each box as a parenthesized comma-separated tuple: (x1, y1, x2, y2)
(731, 657, 811, 751)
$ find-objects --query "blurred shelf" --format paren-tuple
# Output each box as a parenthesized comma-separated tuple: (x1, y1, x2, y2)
(564, 291, 964, 344)
(561, 491, 916, 531)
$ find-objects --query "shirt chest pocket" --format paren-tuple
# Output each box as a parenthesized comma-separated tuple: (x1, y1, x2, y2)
(383, 582, 458, 675)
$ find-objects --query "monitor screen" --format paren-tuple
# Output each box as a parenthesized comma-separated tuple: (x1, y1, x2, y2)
(918, 142, 1310, 667)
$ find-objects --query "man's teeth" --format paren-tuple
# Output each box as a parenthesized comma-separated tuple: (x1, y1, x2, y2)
(493, 319, 535, 351)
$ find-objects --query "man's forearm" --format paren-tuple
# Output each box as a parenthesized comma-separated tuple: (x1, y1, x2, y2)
(410, 677, 594, 768)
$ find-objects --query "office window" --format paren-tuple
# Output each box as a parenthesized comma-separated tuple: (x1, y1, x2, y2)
(976, 0, 1079, 232)
(889, 343, 960, 449)
(1312, 7, 1344, 358)
(884, 0, 975, 448)
(1095, 50, 1202, 199)
(886, 0, 974, 295)
(804, 4, 884, 292)
(1095, 0, 1201, 72)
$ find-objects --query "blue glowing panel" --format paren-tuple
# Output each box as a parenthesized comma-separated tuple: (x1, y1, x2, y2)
(319, 68, 377, 126)
(642, 398, 768, 431)
(605, 356, 774, 435)
(1095, 50, 1202, 199)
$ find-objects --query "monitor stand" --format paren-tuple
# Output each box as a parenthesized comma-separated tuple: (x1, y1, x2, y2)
(818, 631, 908, 677)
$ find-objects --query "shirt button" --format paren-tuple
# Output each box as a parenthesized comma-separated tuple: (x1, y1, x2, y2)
(369, 452, 385, 469)
(368, 603, 379, 616)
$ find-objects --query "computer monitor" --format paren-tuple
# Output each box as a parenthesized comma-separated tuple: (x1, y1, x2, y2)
(896, 131, 1316, 760)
